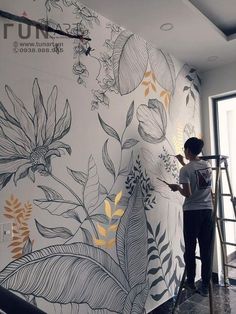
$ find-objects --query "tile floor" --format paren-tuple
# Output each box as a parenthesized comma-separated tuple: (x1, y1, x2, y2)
(150, 284, 236, 313)
(150, 260, 236, 314)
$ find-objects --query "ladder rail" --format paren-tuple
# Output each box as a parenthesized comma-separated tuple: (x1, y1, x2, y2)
(172, 155, 236, 313)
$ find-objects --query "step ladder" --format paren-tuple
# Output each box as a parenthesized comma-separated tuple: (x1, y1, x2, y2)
(172, 155, 236, 314)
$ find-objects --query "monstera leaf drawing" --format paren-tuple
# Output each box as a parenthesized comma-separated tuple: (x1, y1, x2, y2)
(113, 30, 148, 95)
(147, 44, 176, 95)
(0, 184, 149, 313)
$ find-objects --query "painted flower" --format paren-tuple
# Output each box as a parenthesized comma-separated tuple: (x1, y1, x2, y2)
(0, 78, 72, 190)
(137, 98, 167, 143)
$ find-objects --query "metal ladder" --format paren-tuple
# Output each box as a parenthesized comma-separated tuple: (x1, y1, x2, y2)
(172, 155, 236, 314)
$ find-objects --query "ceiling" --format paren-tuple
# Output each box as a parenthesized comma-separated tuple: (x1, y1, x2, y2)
(79, 0, 236, 73)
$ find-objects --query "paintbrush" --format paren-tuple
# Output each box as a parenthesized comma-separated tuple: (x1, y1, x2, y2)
(156, 177, 170, 186)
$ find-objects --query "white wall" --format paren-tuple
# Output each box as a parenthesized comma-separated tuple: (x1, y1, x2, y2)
(201, 61, 236, 155)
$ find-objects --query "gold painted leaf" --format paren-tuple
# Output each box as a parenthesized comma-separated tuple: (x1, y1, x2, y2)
(13, 197, 19, 205)
(106, 239, 116, 249)
(160, 90, 166, 97)
(93, 238, 106, 246)
(97, 224, 107, 237)
(144, 71, 151, 77)
(21, 231, 30, 236)
(4, 207, 13, 213)
(12, 253, 22, 259)
(12, 237, 21, 241)
(22, 236, 29, 242)
(15, 208, 23, 214)
(144, 87, 149, 97)
(113, 209, 124, 217)
(4, 213, 14, 219)
(141, 81, 149, 86)
(14, 202, 21, 209)
(11, 247, 22, 253)
(9, 242, 22, 247)
(5, 200, 12, 206)
(151, 83, 156, 92)
(104, 200, 112, 219)
(114, 191, 122, 206)
(109, 224, 118, 232)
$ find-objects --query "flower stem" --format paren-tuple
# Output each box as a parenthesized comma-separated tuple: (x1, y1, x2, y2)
(49, 172, 98, 238)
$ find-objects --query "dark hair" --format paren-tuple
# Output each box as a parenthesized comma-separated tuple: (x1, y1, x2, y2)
(184, 137, 204, 155)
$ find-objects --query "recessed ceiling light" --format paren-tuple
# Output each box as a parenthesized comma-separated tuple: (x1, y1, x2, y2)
(207, 56, 218, 62)
(160, 23, 174, 31)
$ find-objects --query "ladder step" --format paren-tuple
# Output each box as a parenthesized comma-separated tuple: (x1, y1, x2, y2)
(222, 241, 236, 247)
(217, 218, 236, 222)
(219, 193, 231, 197)
(212, 167, 226, 170)
(224, 263, 236, 269)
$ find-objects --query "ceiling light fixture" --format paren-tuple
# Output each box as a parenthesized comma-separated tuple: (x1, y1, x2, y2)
(207, 56, 218, 62)
(160, 23, 174, 31)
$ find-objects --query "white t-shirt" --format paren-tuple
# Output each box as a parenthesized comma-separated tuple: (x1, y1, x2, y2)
(179, 159, 213, 211)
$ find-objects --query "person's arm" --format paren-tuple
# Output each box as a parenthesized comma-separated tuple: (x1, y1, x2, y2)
(169, 183, 191, 197)
(175, 154, 186, 166)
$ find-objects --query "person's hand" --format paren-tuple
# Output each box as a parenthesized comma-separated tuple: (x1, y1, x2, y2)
(175, 154, 185, 165)
(168, 184, 180, 192)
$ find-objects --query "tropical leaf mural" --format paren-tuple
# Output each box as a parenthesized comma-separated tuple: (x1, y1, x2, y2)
(0, 184, 148, 314)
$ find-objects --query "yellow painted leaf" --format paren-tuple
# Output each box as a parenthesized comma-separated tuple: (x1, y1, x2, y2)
(12, 237, 21, 241)
(9, 242, 22, 247)
(5, 200, 12, 206)
(13, 197, 19, 204)
(11, 247, 22, 253)
(109, 224, 118, 232)
(144, 87, 149, 97)
(144, 71, 151, 77)
(4, 213, 14, 219)
(114, 191, 122, 206)
(93, 238, 106, 246)
(142, 81, 149, 86)
(97, 224, 107, 237)
(4, 206, 13, 213)
(15, 208, 23, 214)
(10, 195, 14, 201)
(14, 202, 21, 209)
(21, 231, 29, 236)
(13, 253, 22, 259)
(20, 227, 29, 231)
(151, 83, 157, 92)
(106, 238, 116, 249)
(113, 209, 124, 217)
(104, 200, 112, 219)
(22, 235, 29, 242)
(160, 90, 166, 97)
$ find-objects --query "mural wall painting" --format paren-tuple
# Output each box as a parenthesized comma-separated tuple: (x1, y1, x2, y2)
(0, 1, 201, 313)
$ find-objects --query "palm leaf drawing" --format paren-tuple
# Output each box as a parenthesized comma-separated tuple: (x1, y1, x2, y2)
(0, 243, 130, 312)
(113, 30, 148, 95)
(147, 221, 183, 301)
(116, 183, 148, 289)
(147, 45, 176, 95)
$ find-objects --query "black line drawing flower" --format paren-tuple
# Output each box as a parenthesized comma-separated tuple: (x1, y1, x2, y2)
(0, 78, 71, 190)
